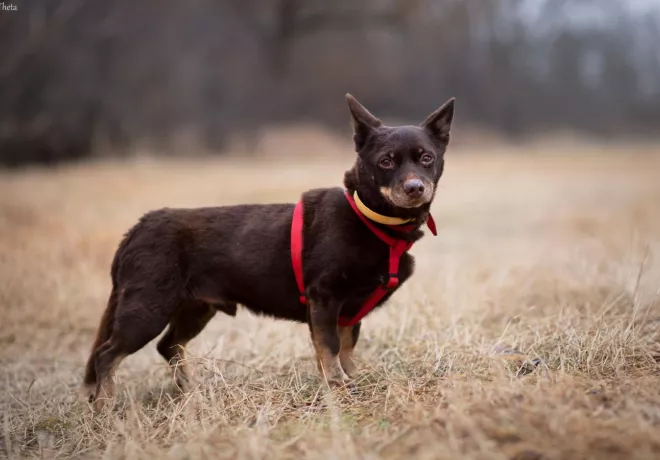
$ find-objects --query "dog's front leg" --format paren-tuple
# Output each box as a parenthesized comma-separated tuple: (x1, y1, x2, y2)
(308, 300, 351, 388)
(338, 323, 360, 378)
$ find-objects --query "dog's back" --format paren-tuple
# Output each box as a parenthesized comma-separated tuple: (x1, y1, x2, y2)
(114, 202, 301, 319)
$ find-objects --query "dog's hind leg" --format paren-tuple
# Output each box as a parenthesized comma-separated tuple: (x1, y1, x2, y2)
(338, 323, 361, 379)
(91, 340, 127, 413)
(157, 302, 216, 392)
(91, 291, 177, 412)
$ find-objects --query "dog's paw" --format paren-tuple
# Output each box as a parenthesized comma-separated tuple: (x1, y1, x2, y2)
(174, 375, 197, 394)
(92, 395, 113, 413)
(326, 371, 355, 392)
(79, 383, 96, 404)
(340, 360, 359, 380)
(343, 379, 358, 394)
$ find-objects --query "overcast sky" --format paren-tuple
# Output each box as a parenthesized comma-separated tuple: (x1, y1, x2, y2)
(518, 0, 660, 32)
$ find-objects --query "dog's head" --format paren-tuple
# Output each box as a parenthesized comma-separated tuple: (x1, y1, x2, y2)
(343, 94, 455, 219)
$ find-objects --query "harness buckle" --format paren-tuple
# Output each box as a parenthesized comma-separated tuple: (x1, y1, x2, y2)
(384, 274, 399, 290)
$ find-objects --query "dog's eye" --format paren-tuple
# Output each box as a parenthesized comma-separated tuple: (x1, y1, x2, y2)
(420, 153, 434, 166)
(379, 157, 395, 169)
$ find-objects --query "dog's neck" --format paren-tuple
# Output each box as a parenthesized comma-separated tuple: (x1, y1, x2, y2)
(343, 166, 431, 242)
(352, 192, 414, 226)
(343, 164, 431, 224)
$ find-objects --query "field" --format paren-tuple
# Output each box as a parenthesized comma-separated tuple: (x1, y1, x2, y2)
(2, 139, 660, 459)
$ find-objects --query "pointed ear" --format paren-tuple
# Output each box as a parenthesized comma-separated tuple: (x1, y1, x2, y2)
(345, 93, 382, 150)
(421, 97, 455, 143)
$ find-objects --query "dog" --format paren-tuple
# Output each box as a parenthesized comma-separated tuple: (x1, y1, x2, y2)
(82, 93, 455, 411)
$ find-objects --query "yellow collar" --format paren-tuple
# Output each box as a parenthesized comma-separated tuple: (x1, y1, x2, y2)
(353, 192, 414, 225)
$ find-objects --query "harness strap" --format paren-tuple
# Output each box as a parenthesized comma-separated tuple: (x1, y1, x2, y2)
(291, 200, 307, 305)
(291, 191, 435, 326)
(337, 238, 411, 326)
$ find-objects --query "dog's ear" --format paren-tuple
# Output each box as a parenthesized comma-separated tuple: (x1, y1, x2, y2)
(345, 93, 382, 150)
(421, 98, 455, 144)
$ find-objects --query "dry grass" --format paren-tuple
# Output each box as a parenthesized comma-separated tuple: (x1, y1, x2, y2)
(1, 140, 660, 459)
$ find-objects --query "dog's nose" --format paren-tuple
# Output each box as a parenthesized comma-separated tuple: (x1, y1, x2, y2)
(403, 179, 425, 198)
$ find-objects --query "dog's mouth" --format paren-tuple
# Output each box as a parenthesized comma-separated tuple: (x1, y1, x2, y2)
(379, 184, 434, 209)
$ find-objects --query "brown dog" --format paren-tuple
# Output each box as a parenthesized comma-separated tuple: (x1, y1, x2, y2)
(83, 93, 455, 411)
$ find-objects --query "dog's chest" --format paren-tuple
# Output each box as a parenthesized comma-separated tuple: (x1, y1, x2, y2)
(338, 249, 414, 294)
(323, 249, 413, 319)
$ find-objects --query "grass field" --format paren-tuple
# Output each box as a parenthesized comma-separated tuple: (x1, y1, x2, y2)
(2, 141, 660, 459)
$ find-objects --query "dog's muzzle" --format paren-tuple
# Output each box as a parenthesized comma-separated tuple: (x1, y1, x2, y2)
(380, 180, 434, 208)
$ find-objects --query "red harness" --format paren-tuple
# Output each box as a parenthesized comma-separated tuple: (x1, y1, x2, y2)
(290, 190, 437, 327)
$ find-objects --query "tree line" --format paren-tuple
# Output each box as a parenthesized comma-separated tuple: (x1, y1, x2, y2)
(1, 0, 659, 166)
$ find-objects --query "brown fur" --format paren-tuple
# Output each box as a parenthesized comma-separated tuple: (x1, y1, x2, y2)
(310, 301, 350, 387)
(338, 326, 358, 379)
(83, 93, 455, 411)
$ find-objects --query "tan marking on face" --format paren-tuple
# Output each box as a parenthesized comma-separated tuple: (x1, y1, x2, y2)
(381, 183, 435, 208)
(338, 326, 358, 378)
(379, 186, 395, 201)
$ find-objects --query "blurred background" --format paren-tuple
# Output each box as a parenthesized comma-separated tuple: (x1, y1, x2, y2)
(2, 4, 660, 458)
(1, 0, 660, 167)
